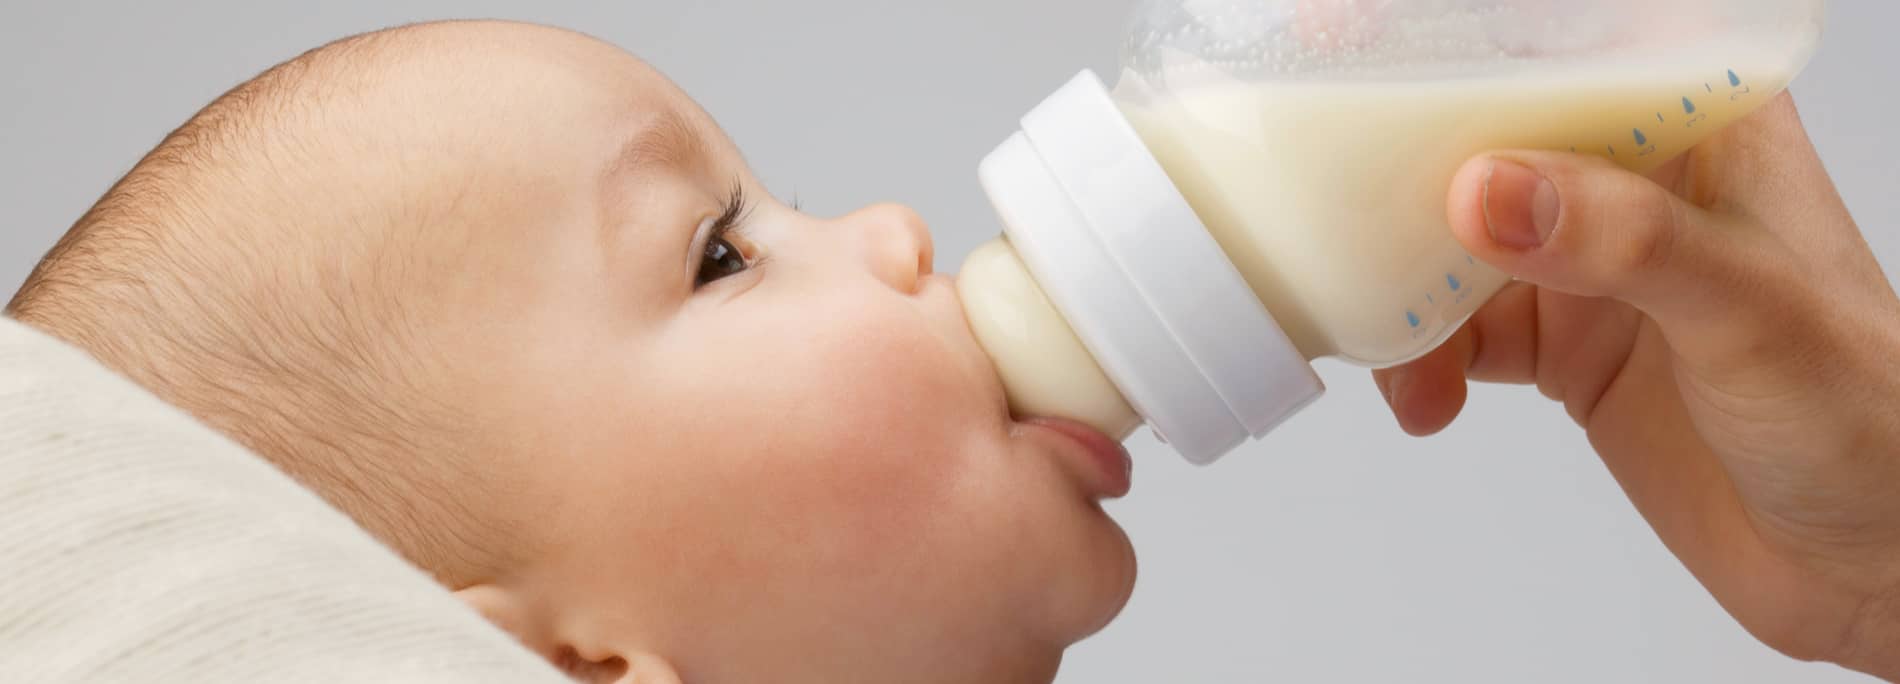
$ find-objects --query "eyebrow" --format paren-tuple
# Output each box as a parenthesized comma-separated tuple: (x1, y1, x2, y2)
(607, 107, 711, 180)
(597, 107, 714, 256)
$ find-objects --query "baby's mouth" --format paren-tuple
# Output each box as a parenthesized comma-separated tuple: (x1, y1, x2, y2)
(1018, 417, 1133, 499)
(930, 273, 1132, 497)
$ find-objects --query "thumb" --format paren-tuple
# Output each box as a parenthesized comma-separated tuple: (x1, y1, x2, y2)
(1448, 151, 1767, 328)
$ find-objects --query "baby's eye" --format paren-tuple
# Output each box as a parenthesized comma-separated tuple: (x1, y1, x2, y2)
(696, 234, 749, 286)
(693, 179, 756, 289)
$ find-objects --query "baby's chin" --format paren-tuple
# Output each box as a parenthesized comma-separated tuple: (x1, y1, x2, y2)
(1075, 516, 1137, 640)
(1002, 433, 1139, 645)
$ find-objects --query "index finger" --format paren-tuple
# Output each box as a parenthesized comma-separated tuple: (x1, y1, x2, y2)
(1371, 282, 1546, 435)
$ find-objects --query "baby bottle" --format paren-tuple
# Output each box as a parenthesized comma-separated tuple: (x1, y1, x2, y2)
(958, 0, 1827, 464)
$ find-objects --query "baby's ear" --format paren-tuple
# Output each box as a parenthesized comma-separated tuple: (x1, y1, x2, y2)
(555, 636, 683, 684)
(454, 583, 552, 654)
(611, 654, 684, 684)
(457, 583, 682, 684)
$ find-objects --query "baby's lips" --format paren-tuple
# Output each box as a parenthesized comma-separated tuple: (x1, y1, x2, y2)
(1023, 416, 1132, 499)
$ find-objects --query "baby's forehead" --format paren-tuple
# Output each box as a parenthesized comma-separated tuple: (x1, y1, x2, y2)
(608, 102, 722, 181)
(399, 22, 741, 176)
(381, 27, 748, 221)
(539, 46, 742, 189)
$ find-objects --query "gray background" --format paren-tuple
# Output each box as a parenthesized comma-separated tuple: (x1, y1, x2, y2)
(3, 1, 1895, 682)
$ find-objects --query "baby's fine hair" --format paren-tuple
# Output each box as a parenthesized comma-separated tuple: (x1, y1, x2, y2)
(7, 23, 520, 585)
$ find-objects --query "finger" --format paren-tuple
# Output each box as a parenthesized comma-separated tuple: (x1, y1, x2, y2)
(1447, 149, 1772, 334)
(1373, 326, 1470, 436)
(1373, 282, 1540, 433)
(1461, 282, 1541, 385)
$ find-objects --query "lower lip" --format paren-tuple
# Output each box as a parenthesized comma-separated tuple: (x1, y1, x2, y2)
(1024, 417, 1132, 499)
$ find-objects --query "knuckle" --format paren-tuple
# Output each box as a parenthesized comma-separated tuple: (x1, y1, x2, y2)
(1608, 182, 1682, 279)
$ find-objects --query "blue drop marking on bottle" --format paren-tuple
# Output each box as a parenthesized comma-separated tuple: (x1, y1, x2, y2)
(1466, 255, 1475, 265)
(1683, 97, 1697, 114)
(1426, 293, 1435, 304)
(1447, 273, 1463, 292)
(1656, 112, 1666, 124)
(1729, 69, 1741, 87)
(1633, 129, 1648, 146)
(1406, 311, 1422, 328)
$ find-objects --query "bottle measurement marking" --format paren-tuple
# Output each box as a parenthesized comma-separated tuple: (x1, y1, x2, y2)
(1568, 69, 1743, 160)
(1728, 68, 1751, 100)
(1682, 94, 1708, 127)
(1408, 256, 1484, 329)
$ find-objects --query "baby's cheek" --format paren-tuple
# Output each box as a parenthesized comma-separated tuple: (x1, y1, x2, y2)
(804, 332, 976, 473)
(776, 305, 997, 504)
(683, 290, 1028, 556)
(808, 303, 985, 429)
(712, 297, 1126, 638)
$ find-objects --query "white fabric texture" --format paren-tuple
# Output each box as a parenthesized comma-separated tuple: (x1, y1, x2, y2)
(0, 317, 566, 683)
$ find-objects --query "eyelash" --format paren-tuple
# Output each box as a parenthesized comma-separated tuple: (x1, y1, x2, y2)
(694, 180, 756, 289)
(711, 180, 750, 240)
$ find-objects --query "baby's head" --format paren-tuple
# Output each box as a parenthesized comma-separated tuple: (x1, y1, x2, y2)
(7, 20, 1133, 683)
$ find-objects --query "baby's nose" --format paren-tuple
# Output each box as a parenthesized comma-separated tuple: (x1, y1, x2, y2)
(845, 203, 934, 292)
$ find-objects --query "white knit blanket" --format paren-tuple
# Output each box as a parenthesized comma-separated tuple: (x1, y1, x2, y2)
(0, 317, 565, 683)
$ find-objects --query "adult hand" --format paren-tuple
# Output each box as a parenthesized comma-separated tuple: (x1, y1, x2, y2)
(1374, 93, 1900, 679)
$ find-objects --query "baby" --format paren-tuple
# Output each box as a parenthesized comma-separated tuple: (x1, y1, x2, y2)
(6, 20, 1134, 684)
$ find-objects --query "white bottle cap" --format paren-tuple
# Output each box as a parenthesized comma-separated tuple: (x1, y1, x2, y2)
(978, 70, 1325, 465)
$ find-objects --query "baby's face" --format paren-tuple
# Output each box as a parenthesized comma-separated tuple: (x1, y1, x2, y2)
(406, 24, 1133, 682)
